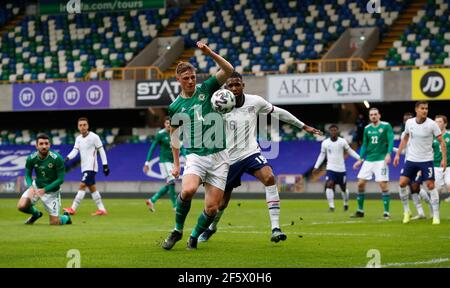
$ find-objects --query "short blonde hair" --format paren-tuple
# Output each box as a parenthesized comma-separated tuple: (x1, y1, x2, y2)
(176, 62, 196, 75)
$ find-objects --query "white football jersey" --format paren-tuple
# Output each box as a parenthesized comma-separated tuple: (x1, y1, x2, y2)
(404, 117, 441, 162)
(69, 132, 107, 172)
(224, 94, 273, 164)
(315, 137, 351, 172)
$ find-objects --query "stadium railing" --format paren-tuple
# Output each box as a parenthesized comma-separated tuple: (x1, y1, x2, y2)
(86, 66, 163, 81)
(294, 58, 371, 73)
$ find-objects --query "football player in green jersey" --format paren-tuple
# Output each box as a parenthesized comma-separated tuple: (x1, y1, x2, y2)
(17, 134, 71, 225)
(162, 41, 233, 250)
(144, 117, 183, 212)
(433, 115, 450, 200)
(352, 108, 394, 219)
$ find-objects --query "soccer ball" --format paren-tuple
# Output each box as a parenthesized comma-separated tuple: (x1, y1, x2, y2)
(211, 89, 236, 114)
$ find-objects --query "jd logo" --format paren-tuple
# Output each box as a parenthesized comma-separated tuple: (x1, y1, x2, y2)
(421, 71, 445, 98)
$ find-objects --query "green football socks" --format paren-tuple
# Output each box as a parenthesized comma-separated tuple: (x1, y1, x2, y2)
(357, 192, 365, 212)
(167, 184, 177, 208)
(25, 205, 41, 217)
(59, 214, 70, 225)
(175, 194, 191, 231)
(151, 185, 169, 203)
(191, 210, 216, 238)
(382, 192, 390, 214)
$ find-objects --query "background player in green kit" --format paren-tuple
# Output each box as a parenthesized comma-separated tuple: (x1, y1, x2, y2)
(352, 108, 394, 219)
(162, 41, 233, 250)
(144, 117, 183, 212)
(16, 134, 71, 225)
(432, 115, 450, 200)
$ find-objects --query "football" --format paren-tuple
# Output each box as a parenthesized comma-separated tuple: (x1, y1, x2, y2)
(211, 89, 236, 114)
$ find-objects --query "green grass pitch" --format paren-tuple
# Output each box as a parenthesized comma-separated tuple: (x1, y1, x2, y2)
(0, 198, 449, 268)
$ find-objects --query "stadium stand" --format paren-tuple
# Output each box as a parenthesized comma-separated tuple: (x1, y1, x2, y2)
(0, 7, 182, 82)
(382, 0, 450, 67)
(176, 0, 407, 74)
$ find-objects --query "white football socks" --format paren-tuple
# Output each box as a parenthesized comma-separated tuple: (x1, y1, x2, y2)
(265, 184, 280, 230)
(399, 186, 410, 213)
(326, 188, 335, 209)
(411, 193, 425, 217)
(71, 190, 86, 210)
(91, 191, 106, 211)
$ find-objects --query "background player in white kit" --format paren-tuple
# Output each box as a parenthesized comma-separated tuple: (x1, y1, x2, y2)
(394, 112, 432, 220)
(63, 117, 110, 216)
(394, 101, 446, 225)
(313, 125, 360, 212)
(198, 72, 322, 243)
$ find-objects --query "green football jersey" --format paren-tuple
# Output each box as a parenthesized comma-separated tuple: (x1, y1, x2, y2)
(432, 132, 450, 167)
(168, 76, 225, 156)
(25, 150, 65, 193)
(360, 121, 394, 162)
(146, 129, 173, 163)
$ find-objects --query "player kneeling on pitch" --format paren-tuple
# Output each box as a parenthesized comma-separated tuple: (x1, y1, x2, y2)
(17, 134, 72, 225)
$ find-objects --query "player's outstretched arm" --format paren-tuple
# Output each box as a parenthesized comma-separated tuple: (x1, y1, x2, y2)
(196, 41, 233, 85)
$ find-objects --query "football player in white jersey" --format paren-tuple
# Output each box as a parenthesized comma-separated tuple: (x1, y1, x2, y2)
(198, 72, 322, 243)
(313, 125, 360, 212)
(394, 112, 432, 220)
(63, 117, 110, 216)
(394, 101, 446, 225)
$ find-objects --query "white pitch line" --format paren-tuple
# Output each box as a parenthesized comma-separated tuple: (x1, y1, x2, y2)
(309, 220, 363, 225)
(381, 258, 449, 267)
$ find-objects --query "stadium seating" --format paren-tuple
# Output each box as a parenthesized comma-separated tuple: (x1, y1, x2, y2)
(176, 0, 406, 74)
(382, 0, 450, 68)
(0, 8, 182, 82)
(0, 128, 119, 146)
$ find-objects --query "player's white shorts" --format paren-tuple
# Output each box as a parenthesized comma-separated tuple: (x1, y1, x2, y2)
(434, 167, 450, 188)
(159, 162, 175, 184)
(357, 160, 389, 182)
(183, 150, 230, 191)
(21, 181, 61, 217)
